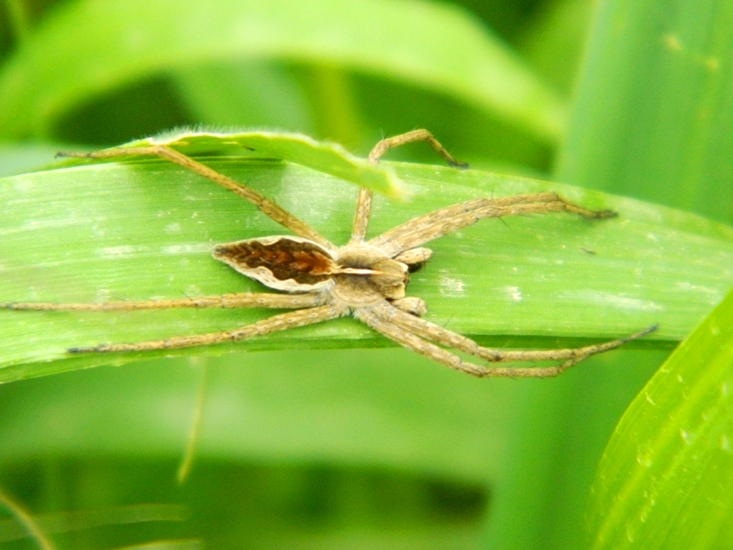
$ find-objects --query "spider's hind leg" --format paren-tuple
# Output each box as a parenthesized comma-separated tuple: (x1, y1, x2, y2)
(0, 292, 324, 312)
(359, 302, 657, 378)
(68, 303, 347, 353)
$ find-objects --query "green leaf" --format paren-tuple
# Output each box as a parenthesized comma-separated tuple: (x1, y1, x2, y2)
(2, 133, 732, 383)
(518, 0, 596, 95)
(0, 143, 61, 177)
(171, 62, 316, 133)
(0, 501, 189, 545)
(587, 286, 733, 548)
(540, 2, 733, 548)
(57, 128, 407, 198)
(555, 0, 733, 224)
(0, 0, 564, 142)
(0, 347, 501, 547)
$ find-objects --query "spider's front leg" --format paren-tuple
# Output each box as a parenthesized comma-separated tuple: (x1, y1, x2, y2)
(384, 248, 434, 316)
(394, 247, 433, 272)
(390, 297, 428, 317)
(350, 130, 467, 245)
(370, 193, 617, 257)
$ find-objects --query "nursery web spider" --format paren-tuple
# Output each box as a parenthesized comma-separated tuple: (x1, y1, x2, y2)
(2, 130, 655, 377)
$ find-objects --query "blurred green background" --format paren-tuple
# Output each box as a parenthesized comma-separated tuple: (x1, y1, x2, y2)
(0, 0, 731, 548)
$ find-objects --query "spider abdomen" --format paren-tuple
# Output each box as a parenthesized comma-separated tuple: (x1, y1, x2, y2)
(213, 236, 338, 292)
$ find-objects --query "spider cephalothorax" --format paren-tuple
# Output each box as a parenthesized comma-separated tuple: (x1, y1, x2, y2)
(1, 130, 656, 377)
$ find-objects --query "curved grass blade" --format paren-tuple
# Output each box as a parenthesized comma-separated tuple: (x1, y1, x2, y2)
(53, 128, 406, 199)
(587, 286, 733, 548)
(0, 0, 564, 142)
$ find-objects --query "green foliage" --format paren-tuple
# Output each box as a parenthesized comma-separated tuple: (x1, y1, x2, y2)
(1, 148, 730, 381)
(0, 0, 563, 141)
(0, 0, 731, 548)
(587, 287, 733, 548)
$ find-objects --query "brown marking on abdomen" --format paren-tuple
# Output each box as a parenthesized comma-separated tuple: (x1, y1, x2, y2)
(214, 238, 338, 285)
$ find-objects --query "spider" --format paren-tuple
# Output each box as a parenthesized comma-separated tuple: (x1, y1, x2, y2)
(2, 130, 655, 377)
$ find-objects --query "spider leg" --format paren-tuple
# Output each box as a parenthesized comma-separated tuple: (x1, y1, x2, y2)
(367, 129, 467, 167)
(349, 187, 373, 244)
(380, 303, 657, 365)
(369, 192, 616, 257)
(0, 292, 325, 312)
(390, 297, 427, 316)
(356, 303, 656, 378)
(68, 303, 348, 353)
(356, 303, 509, 377)
(59, 145, 334, 252)
(350, 130, 466, 244)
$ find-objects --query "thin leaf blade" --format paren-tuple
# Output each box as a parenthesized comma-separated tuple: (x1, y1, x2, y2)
(0, 0, 564, 141)
(587, 287, 733, 548)
(57, 128, 406, 198)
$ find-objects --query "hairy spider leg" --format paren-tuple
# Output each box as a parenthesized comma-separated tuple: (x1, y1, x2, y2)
(67, 304, 347, 354)
(375, 302, 656, 369)
(349, 129, 466, 244)
(369, 192, 616, 257)
(59, 145, 335, 252)
(357, 303, 657, 378)
(1, 293, 325, 312)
